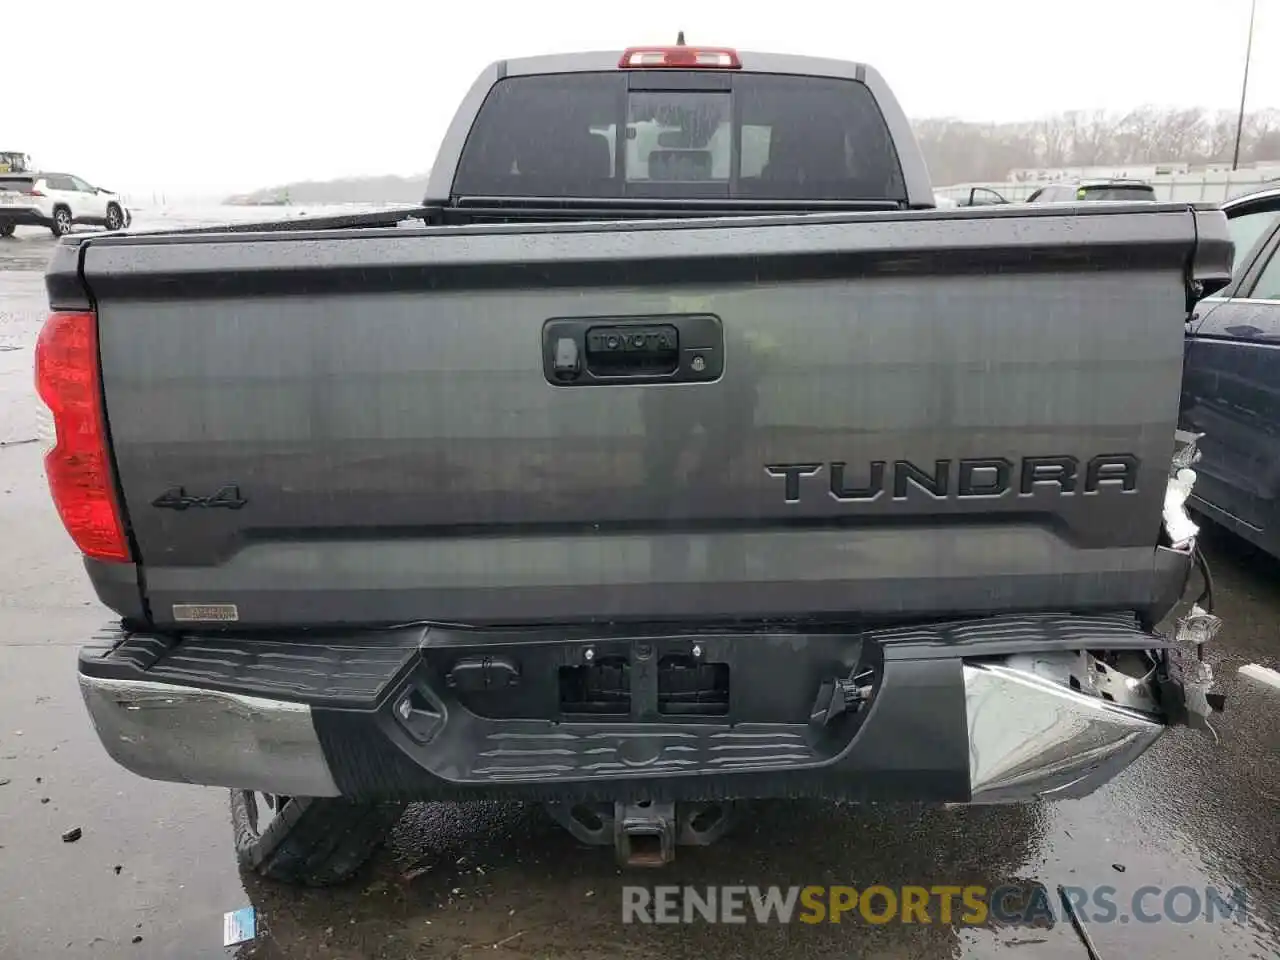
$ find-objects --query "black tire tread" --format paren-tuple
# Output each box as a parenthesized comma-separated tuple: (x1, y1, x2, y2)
(230, 792, 406, 886)
(50, 206, 71, 237)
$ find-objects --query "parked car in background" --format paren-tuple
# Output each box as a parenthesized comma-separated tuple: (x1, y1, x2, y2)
(954, 186, 1009, 206)
(1026, 179, 1156, 203)
(1181, 186, 1280, 556)
(1218, 186, 1280, 275)
(0, 172, 130, 237)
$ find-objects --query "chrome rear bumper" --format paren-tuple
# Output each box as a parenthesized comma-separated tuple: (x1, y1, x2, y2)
(964, 659, 1164, 803)
(78, 675, 340, 797)
(81, 650, 1171, 804)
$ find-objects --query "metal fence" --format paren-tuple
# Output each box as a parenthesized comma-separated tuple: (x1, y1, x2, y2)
(935, 168, 1280, 205)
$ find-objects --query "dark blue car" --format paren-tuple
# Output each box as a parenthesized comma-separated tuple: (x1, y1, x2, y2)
(1182, 185, 1280, 555)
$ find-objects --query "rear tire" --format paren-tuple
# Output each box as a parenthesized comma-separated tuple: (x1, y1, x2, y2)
(50, 207, 72, 237)
(0, 222, 14, 238)
(230, 791, 406, 887)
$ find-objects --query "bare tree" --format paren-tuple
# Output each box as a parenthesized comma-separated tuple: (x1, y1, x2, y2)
(913, 107, 1280, 184)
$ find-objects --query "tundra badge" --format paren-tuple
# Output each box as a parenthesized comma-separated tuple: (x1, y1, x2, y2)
(766, 455, 1141, 504)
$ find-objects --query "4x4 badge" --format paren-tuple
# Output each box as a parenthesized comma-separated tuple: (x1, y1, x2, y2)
(152, 484, 247, 511)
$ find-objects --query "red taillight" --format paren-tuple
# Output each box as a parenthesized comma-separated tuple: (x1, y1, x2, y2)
(34, 311, 131, 562)
(618, 46, 742, 69)
(27, 189, 44, 197)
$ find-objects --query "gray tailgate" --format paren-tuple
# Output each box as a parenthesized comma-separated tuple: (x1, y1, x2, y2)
(81, 204, 1229, 627)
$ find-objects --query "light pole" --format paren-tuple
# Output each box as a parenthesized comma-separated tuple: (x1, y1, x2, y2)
(1232, 0, 1258, 170)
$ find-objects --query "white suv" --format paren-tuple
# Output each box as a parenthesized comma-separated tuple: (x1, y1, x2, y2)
(0, 172, 131, 237)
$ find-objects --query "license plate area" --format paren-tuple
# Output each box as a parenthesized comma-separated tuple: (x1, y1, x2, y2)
(560, 655, 633, 716)
(421, 628, 870, 726)
(559, 651, 731, 718)
(655, 655, 730, 716)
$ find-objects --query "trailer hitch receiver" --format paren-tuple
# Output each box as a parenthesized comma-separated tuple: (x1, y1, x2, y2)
(544, 799, 740, 866)
(615, 801, 676, 867)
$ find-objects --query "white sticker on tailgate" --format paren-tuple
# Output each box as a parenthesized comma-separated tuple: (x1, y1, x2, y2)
(172, 603, 240, 622)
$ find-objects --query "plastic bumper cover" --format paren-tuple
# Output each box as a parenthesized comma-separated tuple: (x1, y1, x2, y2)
(0, 207, 50, 226)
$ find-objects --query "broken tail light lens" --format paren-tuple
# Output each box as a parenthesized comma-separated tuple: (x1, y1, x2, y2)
(33, 310, 131, 562)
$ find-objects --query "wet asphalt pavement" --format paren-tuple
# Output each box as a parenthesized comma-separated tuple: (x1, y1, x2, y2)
(0, 219, 1278, 960)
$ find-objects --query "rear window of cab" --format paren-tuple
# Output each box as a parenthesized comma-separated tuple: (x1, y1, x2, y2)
(453, 72, 907, 202)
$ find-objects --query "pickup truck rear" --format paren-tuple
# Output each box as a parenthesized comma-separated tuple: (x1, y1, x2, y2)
(42, 43, 1232, 883)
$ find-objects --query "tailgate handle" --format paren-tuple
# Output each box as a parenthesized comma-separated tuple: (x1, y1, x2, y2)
(584, 325, 679, 376)
(542, 314, 723, 387)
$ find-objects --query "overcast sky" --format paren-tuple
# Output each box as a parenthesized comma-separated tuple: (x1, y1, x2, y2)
(10, 0, 1277, 199)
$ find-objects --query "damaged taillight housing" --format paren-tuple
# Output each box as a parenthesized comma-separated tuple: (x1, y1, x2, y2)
(1163, 429, 1204, 551)
(33, 310, 131, 562)
(1162, 428, 1224, 712)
